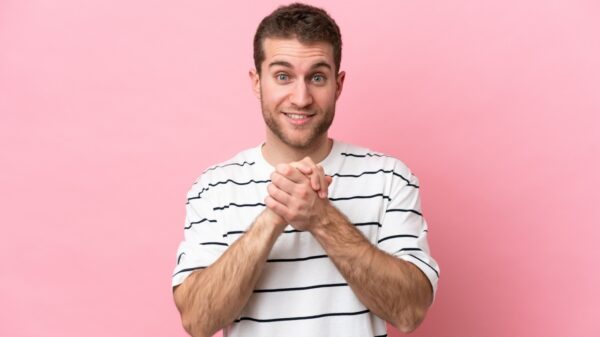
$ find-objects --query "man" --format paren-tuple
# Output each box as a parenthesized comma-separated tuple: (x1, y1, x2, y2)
(172, 3, 439, 337)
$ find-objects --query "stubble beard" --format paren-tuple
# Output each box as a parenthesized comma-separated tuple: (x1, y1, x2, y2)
(261, 99, 335, 150)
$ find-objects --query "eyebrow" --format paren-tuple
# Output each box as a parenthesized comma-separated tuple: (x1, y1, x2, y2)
(268, 60, 332, 71)
(310, 62, 332, 70)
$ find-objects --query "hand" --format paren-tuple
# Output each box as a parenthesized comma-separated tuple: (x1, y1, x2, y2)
(289, 157, 332, 199)
(265, 163, 331, 231)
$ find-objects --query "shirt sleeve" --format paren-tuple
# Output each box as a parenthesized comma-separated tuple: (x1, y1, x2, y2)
(377, 161, 440, 298)
(172, 175, 229, 288)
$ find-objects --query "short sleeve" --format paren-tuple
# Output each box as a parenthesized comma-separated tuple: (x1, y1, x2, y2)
(377, 161, 440, 297)
(172, 176, 229, 287)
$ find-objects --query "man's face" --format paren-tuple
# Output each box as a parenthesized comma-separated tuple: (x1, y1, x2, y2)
(250, 38, 345, 149)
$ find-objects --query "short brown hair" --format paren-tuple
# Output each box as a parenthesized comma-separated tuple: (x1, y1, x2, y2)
(253, 3, 342, 74)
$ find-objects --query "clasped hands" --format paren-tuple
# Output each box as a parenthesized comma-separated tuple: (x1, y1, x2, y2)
(264, 157, 332, 232)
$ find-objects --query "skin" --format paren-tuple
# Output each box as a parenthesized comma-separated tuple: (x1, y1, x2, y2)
(173, 37, 432, 336)
(249, 38, 345, 166)
(266, 159, 433, 333)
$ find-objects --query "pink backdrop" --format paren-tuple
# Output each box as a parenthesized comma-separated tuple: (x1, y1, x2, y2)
(1, 1, 599, 336)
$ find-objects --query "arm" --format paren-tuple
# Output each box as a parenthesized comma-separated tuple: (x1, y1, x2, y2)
(310, 205, 432, 333)
(173, 209, 286, 337)
(266, 163, 433, 333)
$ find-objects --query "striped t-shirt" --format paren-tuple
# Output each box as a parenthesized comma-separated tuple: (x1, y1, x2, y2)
(172, 140, 439, 337)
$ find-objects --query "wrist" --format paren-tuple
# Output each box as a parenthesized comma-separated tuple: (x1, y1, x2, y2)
(259, 208, 287, 232)
(309, 203, 337, 237)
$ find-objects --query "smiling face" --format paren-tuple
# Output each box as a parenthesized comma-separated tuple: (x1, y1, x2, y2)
(250, 37, 345, 151)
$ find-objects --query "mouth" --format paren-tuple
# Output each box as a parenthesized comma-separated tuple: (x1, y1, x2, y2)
(282, 112, 316, 125)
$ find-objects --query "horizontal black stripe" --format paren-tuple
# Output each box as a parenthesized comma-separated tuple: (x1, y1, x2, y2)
(378, 234, 419, 243)
(223, 228, 305, 238)
(209, 178, 270, 188)
(267, 254, 328, 262)
(224, 224, 374, 238)
(200, 242, 228, 246)
(223, 230, 246, 238)
(395, 247, 423, 253)
(203, 161, 255, 173)
(173, 266, 206, 277)
(185, 218, 217, 229)
(375, 334, 388, 337)
(354, 221, 382, 227)
(406, 254, 439, 278)
(386, 208, 423, 216)
(341, 152, 388, 158)
(331, 169, 418, 188)
(234, 309, 370, 323)
(188, 179, 269, 203)
(330, 193, 391, 202)
(186, 187, 210, 203)
(254, 282, 348, 293)
(214, 202, 266, 211)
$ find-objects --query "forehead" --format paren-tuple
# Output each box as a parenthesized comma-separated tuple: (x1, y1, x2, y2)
(262, 38, 334, 69)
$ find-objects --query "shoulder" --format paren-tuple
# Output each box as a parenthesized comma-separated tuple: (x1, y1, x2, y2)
(337, 141, 412, 173)
(187, 146, 260, 196)
(334, 141, 419, 188)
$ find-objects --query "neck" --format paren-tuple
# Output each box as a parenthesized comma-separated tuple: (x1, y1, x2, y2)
(261, 133, 333, 167)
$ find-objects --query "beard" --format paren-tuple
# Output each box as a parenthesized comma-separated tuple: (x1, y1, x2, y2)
(261, 100, 335, 150)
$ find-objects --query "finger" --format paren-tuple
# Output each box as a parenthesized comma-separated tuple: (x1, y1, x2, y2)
(322, 175, 333, 199)
(291, 157, 321, 191)
(310, 171, 320, 191)
(267, 183, 291, 206)
(289, 162, 313, 175)
(317, 165, 327, 198)
(276, 164, 309, 184)
(264, 195, 290, 220)
(271, 171, 298, 194)
(300, 156, 316, 167)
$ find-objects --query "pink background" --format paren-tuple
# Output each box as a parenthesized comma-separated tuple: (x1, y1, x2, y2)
(1, 0, 599, 336)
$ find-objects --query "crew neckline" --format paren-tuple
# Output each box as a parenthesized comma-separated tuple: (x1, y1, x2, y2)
(254, 139, 343, 173)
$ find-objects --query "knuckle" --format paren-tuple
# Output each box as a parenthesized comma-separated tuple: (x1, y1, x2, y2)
(302, 157, 314, 166)
(297, 186, 309, 198)
(276, 164, 289, 175)
(271, 173, 281, 184)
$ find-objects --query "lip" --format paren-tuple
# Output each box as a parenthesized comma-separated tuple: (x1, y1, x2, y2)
(282, 111, 316, 125)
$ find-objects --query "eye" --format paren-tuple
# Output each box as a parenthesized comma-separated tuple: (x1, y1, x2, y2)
(312, 74, 326, 83)
(276, 73, 289, 82)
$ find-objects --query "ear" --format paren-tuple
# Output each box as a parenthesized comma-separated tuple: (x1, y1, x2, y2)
(249, 68, 261, 100)
(335, 71, 346, 100)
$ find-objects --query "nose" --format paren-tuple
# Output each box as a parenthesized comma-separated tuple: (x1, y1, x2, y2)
(289, 80, 313, 108)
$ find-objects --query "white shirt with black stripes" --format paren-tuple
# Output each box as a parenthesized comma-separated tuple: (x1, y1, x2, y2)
(173, 140, 440, 337)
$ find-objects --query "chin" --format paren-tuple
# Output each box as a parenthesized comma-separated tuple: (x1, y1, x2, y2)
(282, 133, 325, 149)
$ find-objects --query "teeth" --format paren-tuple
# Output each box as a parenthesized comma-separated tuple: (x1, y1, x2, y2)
(286, 113, 309, 120)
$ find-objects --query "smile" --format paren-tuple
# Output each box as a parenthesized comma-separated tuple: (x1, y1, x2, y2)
(282, 112, 316, 125)
(285, 113, 313, 120)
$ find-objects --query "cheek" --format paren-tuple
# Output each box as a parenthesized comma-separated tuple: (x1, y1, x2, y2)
(313, 88, 337, 106)
(262, 82, 289, 107)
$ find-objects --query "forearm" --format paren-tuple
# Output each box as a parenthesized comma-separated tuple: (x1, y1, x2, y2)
(174, 211, 284, 337)
(311, 205, 433, 333)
